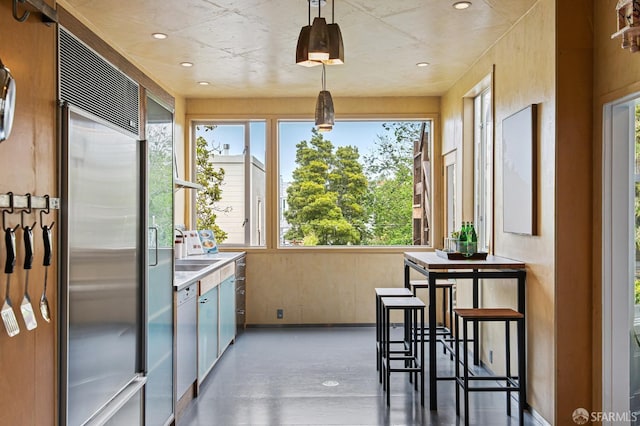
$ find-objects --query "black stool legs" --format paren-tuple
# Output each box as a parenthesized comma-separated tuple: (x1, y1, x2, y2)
(454, 308, 525, 426)
(379, 296, 425, 406)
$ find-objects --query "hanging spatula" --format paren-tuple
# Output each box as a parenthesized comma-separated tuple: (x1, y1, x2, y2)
(39, 224, 52, 322)
(20, 223, 37, 330)
(2, 226, 20, 337)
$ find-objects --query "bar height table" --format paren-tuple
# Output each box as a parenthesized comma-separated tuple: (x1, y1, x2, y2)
(403, 251, 526, 411)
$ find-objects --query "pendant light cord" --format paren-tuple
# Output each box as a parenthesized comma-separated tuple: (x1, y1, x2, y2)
(332, 0, 335, 23)
(321, 63, 326, 91)
(308, 0, 311, 25)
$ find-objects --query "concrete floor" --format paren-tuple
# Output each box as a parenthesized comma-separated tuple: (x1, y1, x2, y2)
(180, 326, 537, 425)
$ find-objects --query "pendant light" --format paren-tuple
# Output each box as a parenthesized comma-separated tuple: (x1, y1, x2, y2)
(325, 0, 344, 65)
(296, 0, 344, 66)
(308, 0, 330, 61)
(295, 1, 321, 67)
(315, 64, 334, 132)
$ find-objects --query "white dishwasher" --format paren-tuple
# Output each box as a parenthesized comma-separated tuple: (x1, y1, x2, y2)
(176, 284, 197, 400)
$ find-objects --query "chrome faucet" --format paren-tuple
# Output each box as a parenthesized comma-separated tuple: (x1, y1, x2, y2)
(175, 228, 185, 259)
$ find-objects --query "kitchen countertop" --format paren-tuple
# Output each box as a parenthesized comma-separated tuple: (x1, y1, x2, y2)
(174, 252, 246, 291)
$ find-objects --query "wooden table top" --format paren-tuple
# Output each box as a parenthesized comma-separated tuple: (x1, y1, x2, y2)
(404, 251, 525, 270)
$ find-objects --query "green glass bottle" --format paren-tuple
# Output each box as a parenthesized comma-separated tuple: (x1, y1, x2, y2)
(459, 222, 467, 241)
(458, 222, 467, 253)
(470, 222, 477, 243)
(469, 222, 478, 254)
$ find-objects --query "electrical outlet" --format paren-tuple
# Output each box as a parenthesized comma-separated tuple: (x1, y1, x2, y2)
(277, 309, 284, 319)
(489, 349, 493, 364)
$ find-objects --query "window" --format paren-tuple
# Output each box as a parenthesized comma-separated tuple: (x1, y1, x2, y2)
(278, 120, 431, 247)
(473, 88, 493, 252)
(192, 121, 266, 247)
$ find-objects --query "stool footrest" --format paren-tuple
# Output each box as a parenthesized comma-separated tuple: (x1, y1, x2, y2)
(387, 355, 418, 361)
(389, 367, 422, 373)
(456, 384, 520, 393)
(379, 349, 412, 355)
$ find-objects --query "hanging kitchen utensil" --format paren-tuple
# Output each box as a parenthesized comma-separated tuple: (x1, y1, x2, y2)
(0, 58, 16, 142)
(20, 222, 37, 330)
(2, 225, 20, 336)
(39, 222, 52, 322)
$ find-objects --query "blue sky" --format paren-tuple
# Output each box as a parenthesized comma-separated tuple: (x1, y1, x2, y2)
(278, 121, 388, 182)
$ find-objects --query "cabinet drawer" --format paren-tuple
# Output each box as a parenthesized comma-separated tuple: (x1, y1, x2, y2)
(220, 262, 234, 282)
(199, 270, 220, 295)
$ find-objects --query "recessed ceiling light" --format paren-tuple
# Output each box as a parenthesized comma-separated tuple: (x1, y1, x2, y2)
(152, 33, 168, 39)
(198, 81, 210, 86)
(416, 62, 430, 67)
(180, 62, 194, 67)
(453, 1, 471, 9)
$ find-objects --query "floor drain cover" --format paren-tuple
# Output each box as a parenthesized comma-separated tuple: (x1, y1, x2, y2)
(322, 380, 339, 387)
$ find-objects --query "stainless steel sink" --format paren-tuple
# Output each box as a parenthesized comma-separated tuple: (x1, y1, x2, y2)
(176, 258, 220, 265)
(174, 259, 221, 272)
(175, 264, 208, 272)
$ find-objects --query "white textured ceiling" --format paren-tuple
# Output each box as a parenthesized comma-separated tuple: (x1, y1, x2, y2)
(57, 0, 537, 99)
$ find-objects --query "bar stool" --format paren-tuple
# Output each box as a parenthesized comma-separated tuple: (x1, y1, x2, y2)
(375, 287, 413, 380)
(410, 279, 455, 354)
(380, 296, 425, 406)
(454, 308, 525, 426)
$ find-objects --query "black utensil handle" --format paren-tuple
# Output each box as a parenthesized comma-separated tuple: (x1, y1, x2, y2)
(23, 225, 34, 270)
(42, 227, 52, 267)
(5, 228, 16, 274)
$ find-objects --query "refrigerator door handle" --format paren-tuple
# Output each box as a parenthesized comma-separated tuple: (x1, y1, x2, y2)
(149, 226, 158, 266)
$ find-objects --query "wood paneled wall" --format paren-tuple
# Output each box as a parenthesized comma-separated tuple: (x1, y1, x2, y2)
(439, 0, 593, 422)
(593, 0, 640, 419)
(555, 0, 594, 422)
(0, 1, 58, 425)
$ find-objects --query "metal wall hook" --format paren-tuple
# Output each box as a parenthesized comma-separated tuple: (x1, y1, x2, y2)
(2, 192, 14, 230)
(39, 195, 54, 230)
(12, 0, 30, 22)
(20, 193, 34, 229)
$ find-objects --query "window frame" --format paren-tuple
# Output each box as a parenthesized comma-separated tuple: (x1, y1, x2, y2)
(188, 114, 440, 252)
(190, 119, 266, 247)
(473, 87, 493, 253)
(276, 117, 435, 249)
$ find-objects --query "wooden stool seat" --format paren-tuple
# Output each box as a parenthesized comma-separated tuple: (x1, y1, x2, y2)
(454, 308, 524, 320)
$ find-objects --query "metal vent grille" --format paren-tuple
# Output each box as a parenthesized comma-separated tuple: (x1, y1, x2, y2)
(59, 28, 139, 134)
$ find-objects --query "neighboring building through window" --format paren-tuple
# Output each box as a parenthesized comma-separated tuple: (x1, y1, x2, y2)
(193, 121, 266, 247)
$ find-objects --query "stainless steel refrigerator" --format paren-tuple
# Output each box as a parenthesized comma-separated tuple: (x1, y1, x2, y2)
(60, 106, 146, 425)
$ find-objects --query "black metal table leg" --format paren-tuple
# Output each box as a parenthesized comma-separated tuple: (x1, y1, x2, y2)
(472, 270, 479, 365)
(428, 270, 437, 410)
(517, 270, 527, 409)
